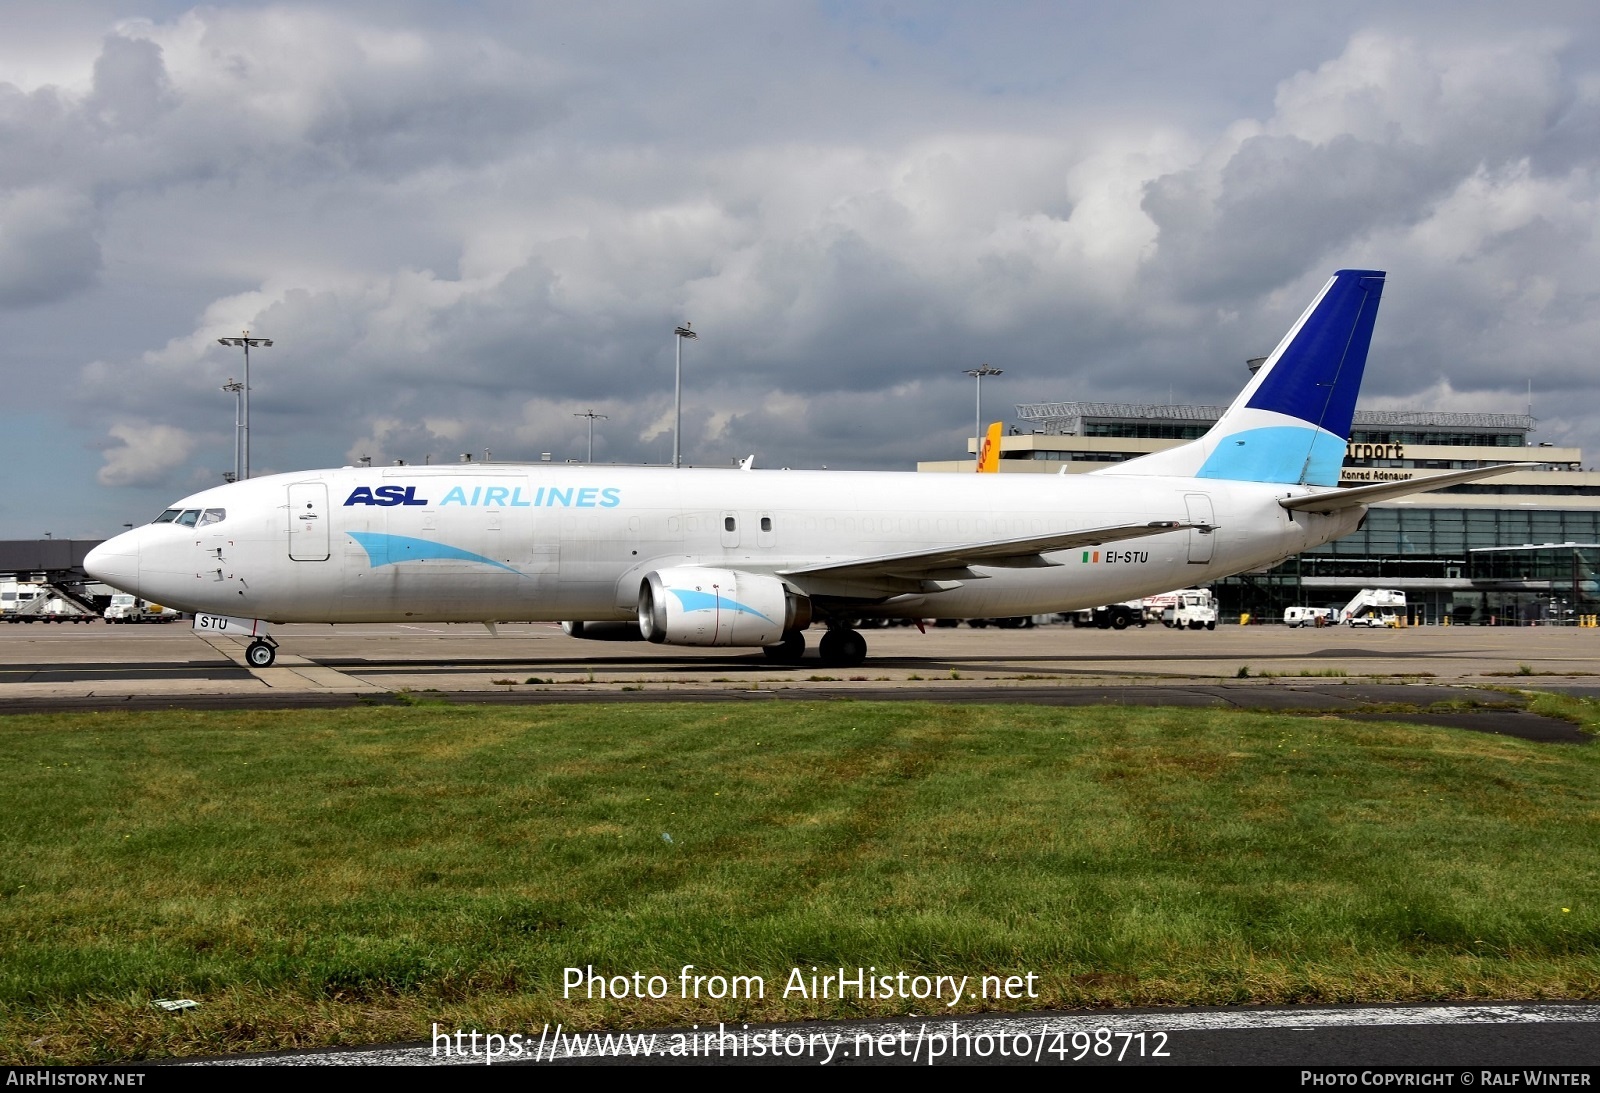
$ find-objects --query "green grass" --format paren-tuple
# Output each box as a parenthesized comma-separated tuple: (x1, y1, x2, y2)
(1, 701, 1597, 1062)
(1525, 690, 1600, 732)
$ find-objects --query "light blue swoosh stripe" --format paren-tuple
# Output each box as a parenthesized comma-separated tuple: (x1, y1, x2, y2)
(347, 532, 522, 575)
(667, 587, 777, 624)
(1196, 426, 1346, 486)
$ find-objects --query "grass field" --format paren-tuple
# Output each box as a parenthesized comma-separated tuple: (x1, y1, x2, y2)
(1, 698, 1597, 1063)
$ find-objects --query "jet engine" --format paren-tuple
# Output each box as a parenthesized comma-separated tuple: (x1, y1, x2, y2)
(638, 567, 810, 647)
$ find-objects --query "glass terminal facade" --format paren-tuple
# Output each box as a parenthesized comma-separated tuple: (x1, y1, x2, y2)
(919, 399, 1600, 624)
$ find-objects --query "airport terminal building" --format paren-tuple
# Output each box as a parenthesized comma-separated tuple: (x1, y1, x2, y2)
(920, 395, 1600, 625)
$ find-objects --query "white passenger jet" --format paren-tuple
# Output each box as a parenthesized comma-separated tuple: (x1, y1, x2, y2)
(85, 270, 1527, 668)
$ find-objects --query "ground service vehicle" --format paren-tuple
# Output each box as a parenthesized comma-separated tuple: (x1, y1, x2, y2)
(1339, 588, 1406, 627)
(1284, 606, 1333, 627)
(1072, 601, 1145, 629)
(104, 594, 180, 623)
(4, 583, 95, 623)
(0, 581, 39, 619)
(1162, 588, 1218, 630)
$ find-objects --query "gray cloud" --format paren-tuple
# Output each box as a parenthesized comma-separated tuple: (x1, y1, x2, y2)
(97, 421, 195, 486)
(1, 4, 1598, 534)
(86, 33, 173, 130)
(0, 188, 100, 306)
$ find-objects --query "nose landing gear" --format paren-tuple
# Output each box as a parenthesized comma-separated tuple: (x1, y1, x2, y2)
(245, 638, 278, 668)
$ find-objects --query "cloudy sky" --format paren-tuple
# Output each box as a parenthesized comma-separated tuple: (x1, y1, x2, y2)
(3, 1, 1598, 539)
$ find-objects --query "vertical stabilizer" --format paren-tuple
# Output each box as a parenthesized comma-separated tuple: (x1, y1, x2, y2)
(1098, 269, 1385, 485)
(977, 422, 1003, 472)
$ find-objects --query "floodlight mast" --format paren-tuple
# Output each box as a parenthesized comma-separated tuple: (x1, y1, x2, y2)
(574, 410, 608, 463)
(222, 379, 243, 482)
(673, 322, 697, 468)
(963, 364, 1003, 466)
(216, 332, 272, 479)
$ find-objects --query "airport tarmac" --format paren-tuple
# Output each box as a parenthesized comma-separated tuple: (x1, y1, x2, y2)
(1, 620, 1597, 723)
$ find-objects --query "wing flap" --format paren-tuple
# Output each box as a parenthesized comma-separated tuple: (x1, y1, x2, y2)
(1280, 463, 1538, 513)
(779, 520, 1194, 587)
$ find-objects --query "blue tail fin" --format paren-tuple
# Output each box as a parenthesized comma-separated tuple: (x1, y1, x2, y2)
(1100, 269, 1385, 486)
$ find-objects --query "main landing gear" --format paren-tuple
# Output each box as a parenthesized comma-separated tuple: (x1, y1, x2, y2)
(760, 624, 870, 668)
(762, 630, 807, 664)
(245, 638, 278, 668)
(818, 626, 867, 668)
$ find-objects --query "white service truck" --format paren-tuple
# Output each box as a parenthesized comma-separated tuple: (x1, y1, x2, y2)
(1162, 588, 1218, 630)
(0, 580, 40, 620)
(1073, 589, 1218, 631)
(104, 594, 180, 623)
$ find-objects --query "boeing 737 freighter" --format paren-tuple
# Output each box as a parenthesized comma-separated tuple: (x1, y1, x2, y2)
(84, 270, 1527, 668)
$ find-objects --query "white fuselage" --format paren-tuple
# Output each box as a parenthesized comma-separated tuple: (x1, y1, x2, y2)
(87, 464, 1363, 625)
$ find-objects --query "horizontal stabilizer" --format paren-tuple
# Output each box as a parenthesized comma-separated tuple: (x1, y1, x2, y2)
(781, 520, 1196, 586)
(1280, 463, 1537, 513)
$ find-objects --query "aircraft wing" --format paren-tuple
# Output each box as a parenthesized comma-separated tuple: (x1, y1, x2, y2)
(779, 520, 1195, 591)
(1280, 463, 1538, 513)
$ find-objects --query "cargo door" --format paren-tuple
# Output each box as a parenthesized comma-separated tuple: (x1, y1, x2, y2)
(1184, 493, 1214, 565)
(288, 482, 331, 561)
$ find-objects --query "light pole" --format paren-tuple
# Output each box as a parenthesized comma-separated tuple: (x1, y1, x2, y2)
(574, 410, 608, 463)
(217, 331, 272, 479)
(222, 379, 243, 483)
(963, 364, 1003, 466)
(673, 322, 697, 468)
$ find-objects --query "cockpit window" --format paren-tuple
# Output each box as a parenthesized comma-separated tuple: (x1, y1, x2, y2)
(175, 509, 201, 527)
(198, 508, 226, 527)
(152, 509, 180, 524)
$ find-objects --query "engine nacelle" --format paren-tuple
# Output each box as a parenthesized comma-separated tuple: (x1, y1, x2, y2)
(562, 620, 646, 642)
(638, 567, 810, 647)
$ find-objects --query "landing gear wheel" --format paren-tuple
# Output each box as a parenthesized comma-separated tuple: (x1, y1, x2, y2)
(818, 628, 868, 668)
(245, 640, 277, 668)
(763, 631, 807, 664)
(1111, 613, 1130, 630)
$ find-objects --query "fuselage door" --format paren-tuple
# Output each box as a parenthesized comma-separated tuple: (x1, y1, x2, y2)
(1184, 493, 1214, 565)
(288, 482, 331, 561)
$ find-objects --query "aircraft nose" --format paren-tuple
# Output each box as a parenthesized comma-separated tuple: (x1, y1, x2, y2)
(84, 533, 140, 592)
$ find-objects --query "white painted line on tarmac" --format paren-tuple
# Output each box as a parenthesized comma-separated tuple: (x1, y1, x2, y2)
(190, 1002, 1600, 1065)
